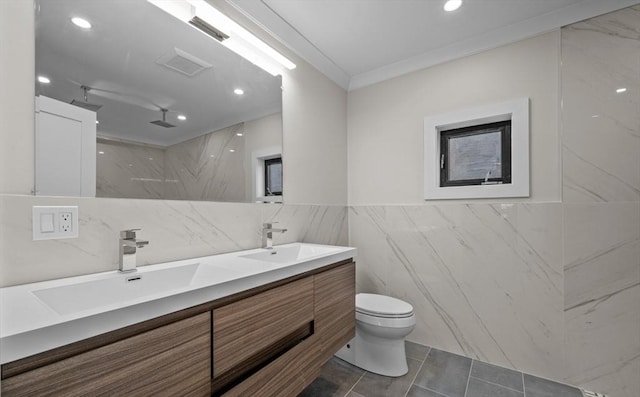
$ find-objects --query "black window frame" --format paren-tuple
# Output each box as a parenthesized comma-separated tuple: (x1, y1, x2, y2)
(440, 120, 511, 187)
(264, 156, 283, 196)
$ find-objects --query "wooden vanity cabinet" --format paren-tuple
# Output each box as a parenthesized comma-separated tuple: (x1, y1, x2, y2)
(221, 261, 355, 397)
(1, 312, 211, 397)
(1, 260, 355, 397)
(314, 262, 356, 363)
(211, 276, 315, 393)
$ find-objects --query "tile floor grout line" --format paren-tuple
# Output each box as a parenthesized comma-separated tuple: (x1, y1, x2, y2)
(343, 370, 367, 397)
(463, 359, 474, 397)
(468, 375, 525, 394)
(419, 384, 450, 397)
(403, 354, 427, 397)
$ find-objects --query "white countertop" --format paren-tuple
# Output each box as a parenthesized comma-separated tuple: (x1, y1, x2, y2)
(0, 242, 356, 364)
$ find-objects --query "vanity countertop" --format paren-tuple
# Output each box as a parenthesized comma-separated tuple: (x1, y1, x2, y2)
(0, 242, 356, 364)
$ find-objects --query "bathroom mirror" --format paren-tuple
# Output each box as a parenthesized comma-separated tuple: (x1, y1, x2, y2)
(35, 0, 283, 203)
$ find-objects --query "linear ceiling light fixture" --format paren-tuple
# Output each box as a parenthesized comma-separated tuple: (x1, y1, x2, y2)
(147, 0, 295, 76)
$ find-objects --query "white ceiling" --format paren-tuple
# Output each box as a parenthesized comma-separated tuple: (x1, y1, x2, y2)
(227, 0, 640, 90)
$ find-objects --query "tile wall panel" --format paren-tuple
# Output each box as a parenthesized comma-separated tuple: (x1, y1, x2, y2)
(349, 203, 564, 380)
(0, 195, 347, 287)
(561, 6, 640, 397)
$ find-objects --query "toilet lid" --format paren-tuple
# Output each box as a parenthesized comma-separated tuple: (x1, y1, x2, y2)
(356, 293, 414, 318)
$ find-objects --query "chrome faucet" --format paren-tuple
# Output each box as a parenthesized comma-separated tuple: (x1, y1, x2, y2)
(119, 229, 149, 272)
(262, 222, 287, 249)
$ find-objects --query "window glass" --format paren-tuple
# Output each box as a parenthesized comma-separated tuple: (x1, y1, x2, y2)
(448, 131, 502, 181)
(440, 120, 511, 187)
(265, 157, 282, 196)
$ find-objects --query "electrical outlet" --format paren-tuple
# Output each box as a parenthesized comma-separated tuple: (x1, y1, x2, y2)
(60, 212, 72, 232)
(33, 206, 79, 240)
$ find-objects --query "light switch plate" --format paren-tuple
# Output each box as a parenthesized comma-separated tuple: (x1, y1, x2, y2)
(33, 206, 79, 240)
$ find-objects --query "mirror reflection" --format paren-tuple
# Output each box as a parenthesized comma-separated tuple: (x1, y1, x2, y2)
(35, 0, 283, 203)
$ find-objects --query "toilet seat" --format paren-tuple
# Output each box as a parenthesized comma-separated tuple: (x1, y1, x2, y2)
(356, 293, 414, 319)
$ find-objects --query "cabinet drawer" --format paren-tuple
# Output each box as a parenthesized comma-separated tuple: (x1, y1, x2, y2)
(2, 312, 211, 397)
(213, 276, 314, 378)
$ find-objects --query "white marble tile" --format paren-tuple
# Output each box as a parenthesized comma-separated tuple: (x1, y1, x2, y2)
(563, 202, 640, 397)
(262, 204, 348, 247)
(0, 195, 263, 286)
(96, 141, 165, 199)
(348, 203, 564, 380)
(564, 284, 640, 397)
(348, 206, 394, 294)
(561, 6, 640, 203)
(560, 8, 640, 396)
(564, 202, 640, 310)
(164, 123, 246, 202)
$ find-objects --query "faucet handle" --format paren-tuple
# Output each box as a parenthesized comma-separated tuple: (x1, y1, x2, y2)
(120, 229, 141, 239)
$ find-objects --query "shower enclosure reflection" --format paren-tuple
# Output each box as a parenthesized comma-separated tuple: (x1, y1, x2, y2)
(35, 0, 283, 203)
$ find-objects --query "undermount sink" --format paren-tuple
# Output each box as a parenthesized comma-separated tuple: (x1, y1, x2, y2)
(240, 244, 342, 264)
(32, 263, 200, 316)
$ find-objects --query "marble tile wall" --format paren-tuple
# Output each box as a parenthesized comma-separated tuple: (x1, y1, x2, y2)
(348, 204, 565, 381)
(164, 123, 246, 202)
(561, 6, 640, 202)
(96, 123, 249, 202)
(563, 203, 639, 397)
(0, 194, 347, 287)
(561, 6, 640, 397)
(96, 140, 165, 199)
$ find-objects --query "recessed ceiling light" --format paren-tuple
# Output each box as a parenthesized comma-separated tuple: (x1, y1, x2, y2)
(236, 133, 243, 136)
(229, 149, 235, 153)
(37, 76, 50, 84)
(234, 88, 244, 95)
(210, 154, 215, 158)
(177, 114, 187, 121)
(616, 87, 627, 93)
(71, 17, 92, 29)
(96, 120, 99, 124)
(98, 151, 104, 154)
(444, 0, 462, 12)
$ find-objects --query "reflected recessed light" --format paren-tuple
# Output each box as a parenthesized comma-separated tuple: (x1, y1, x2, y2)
(592, 115, 600, 118)
(96, 120, 99, 124)
(177, 114, 187, 121)
(234, 88, 244, 95)
(71, 17, 92, 29)
(148, 157, 153, 160)
(98, 151, 104, 154)
(616, 87, 627, 93)
(210, 154, 215, 158)
(128, 164, 133, 167)
(236, 133, 243, 136)
(229, 149, 235, 153)
(37, 76, 51, 84)
(444, 0, 462, 12)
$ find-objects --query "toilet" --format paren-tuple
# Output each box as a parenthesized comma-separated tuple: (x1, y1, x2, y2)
(335, 293, 416, 377)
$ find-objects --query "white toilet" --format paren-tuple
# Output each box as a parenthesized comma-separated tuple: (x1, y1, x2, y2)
(335, 293, 416, 377)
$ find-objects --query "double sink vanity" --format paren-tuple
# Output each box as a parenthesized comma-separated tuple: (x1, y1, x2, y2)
(0, 242, 357, 396)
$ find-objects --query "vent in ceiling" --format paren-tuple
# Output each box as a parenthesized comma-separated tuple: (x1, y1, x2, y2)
(156, 47, 212, 77)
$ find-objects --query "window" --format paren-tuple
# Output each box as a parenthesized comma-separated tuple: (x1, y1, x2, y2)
(423, 97, 529, 200)
(264, 157, 282, 196)
(251, 147, 282, 203)
(440, 120, 511, 187)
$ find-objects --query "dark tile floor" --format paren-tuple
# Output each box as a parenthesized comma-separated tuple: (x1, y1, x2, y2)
(299, 342, 584, 397)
